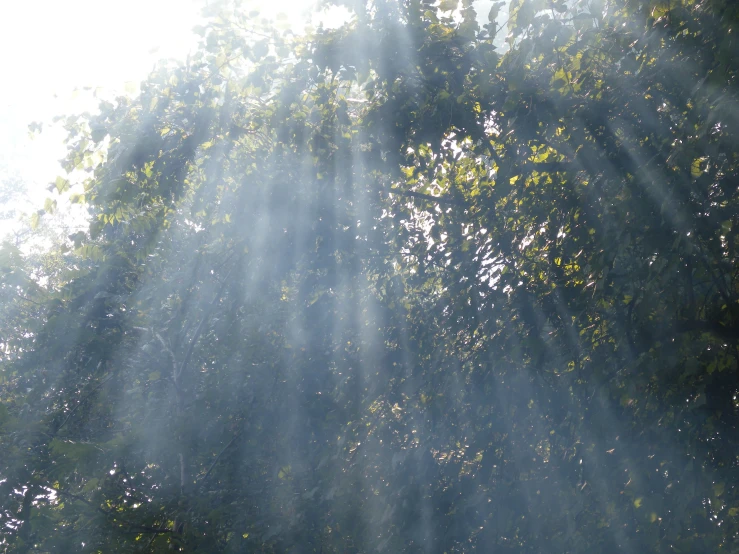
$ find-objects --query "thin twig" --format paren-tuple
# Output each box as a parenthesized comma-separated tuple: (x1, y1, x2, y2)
(198, 433, 241, 487)
(176, 265, 234, 382)
(197, 395, 257, 487)
(14, 293, 44, 306)
(155, 332, 177, 376)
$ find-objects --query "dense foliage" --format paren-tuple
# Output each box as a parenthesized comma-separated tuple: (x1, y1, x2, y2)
(2, 0, 738, 551)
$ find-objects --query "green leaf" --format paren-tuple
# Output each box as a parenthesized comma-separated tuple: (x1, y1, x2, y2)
(82, 478, 99, 492)
(55, 176, 70, 194)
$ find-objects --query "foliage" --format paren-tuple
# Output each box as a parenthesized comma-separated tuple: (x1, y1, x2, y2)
(1, 0, 738, 552)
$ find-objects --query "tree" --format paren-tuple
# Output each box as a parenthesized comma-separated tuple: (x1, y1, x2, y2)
(1, 0, 737, 552)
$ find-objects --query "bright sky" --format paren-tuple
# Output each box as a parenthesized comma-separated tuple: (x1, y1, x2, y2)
(1, 0, 200, 190)
(0, 0, 323, 239)
(0, 0, 204, 241)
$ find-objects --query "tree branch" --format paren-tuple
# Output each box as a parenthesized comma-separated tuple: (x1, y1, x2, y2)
(55, 490, 172, 534)
(400, 190, 466, 206)
(675, 319, 739, 342)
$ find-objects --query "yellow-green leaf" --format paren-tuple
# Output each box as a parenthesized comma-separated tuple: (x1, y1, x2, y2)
(691, 158, 704, 178)
(55, 176, 70, 193)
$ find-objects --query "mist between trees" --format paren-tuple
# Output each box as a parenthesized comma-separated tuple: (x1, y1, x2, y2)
(1, 0, 738, 552)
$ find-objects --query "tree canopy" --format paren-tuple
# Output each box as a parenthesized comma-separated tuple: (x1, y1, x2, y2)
(1, 0, 738, 552)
